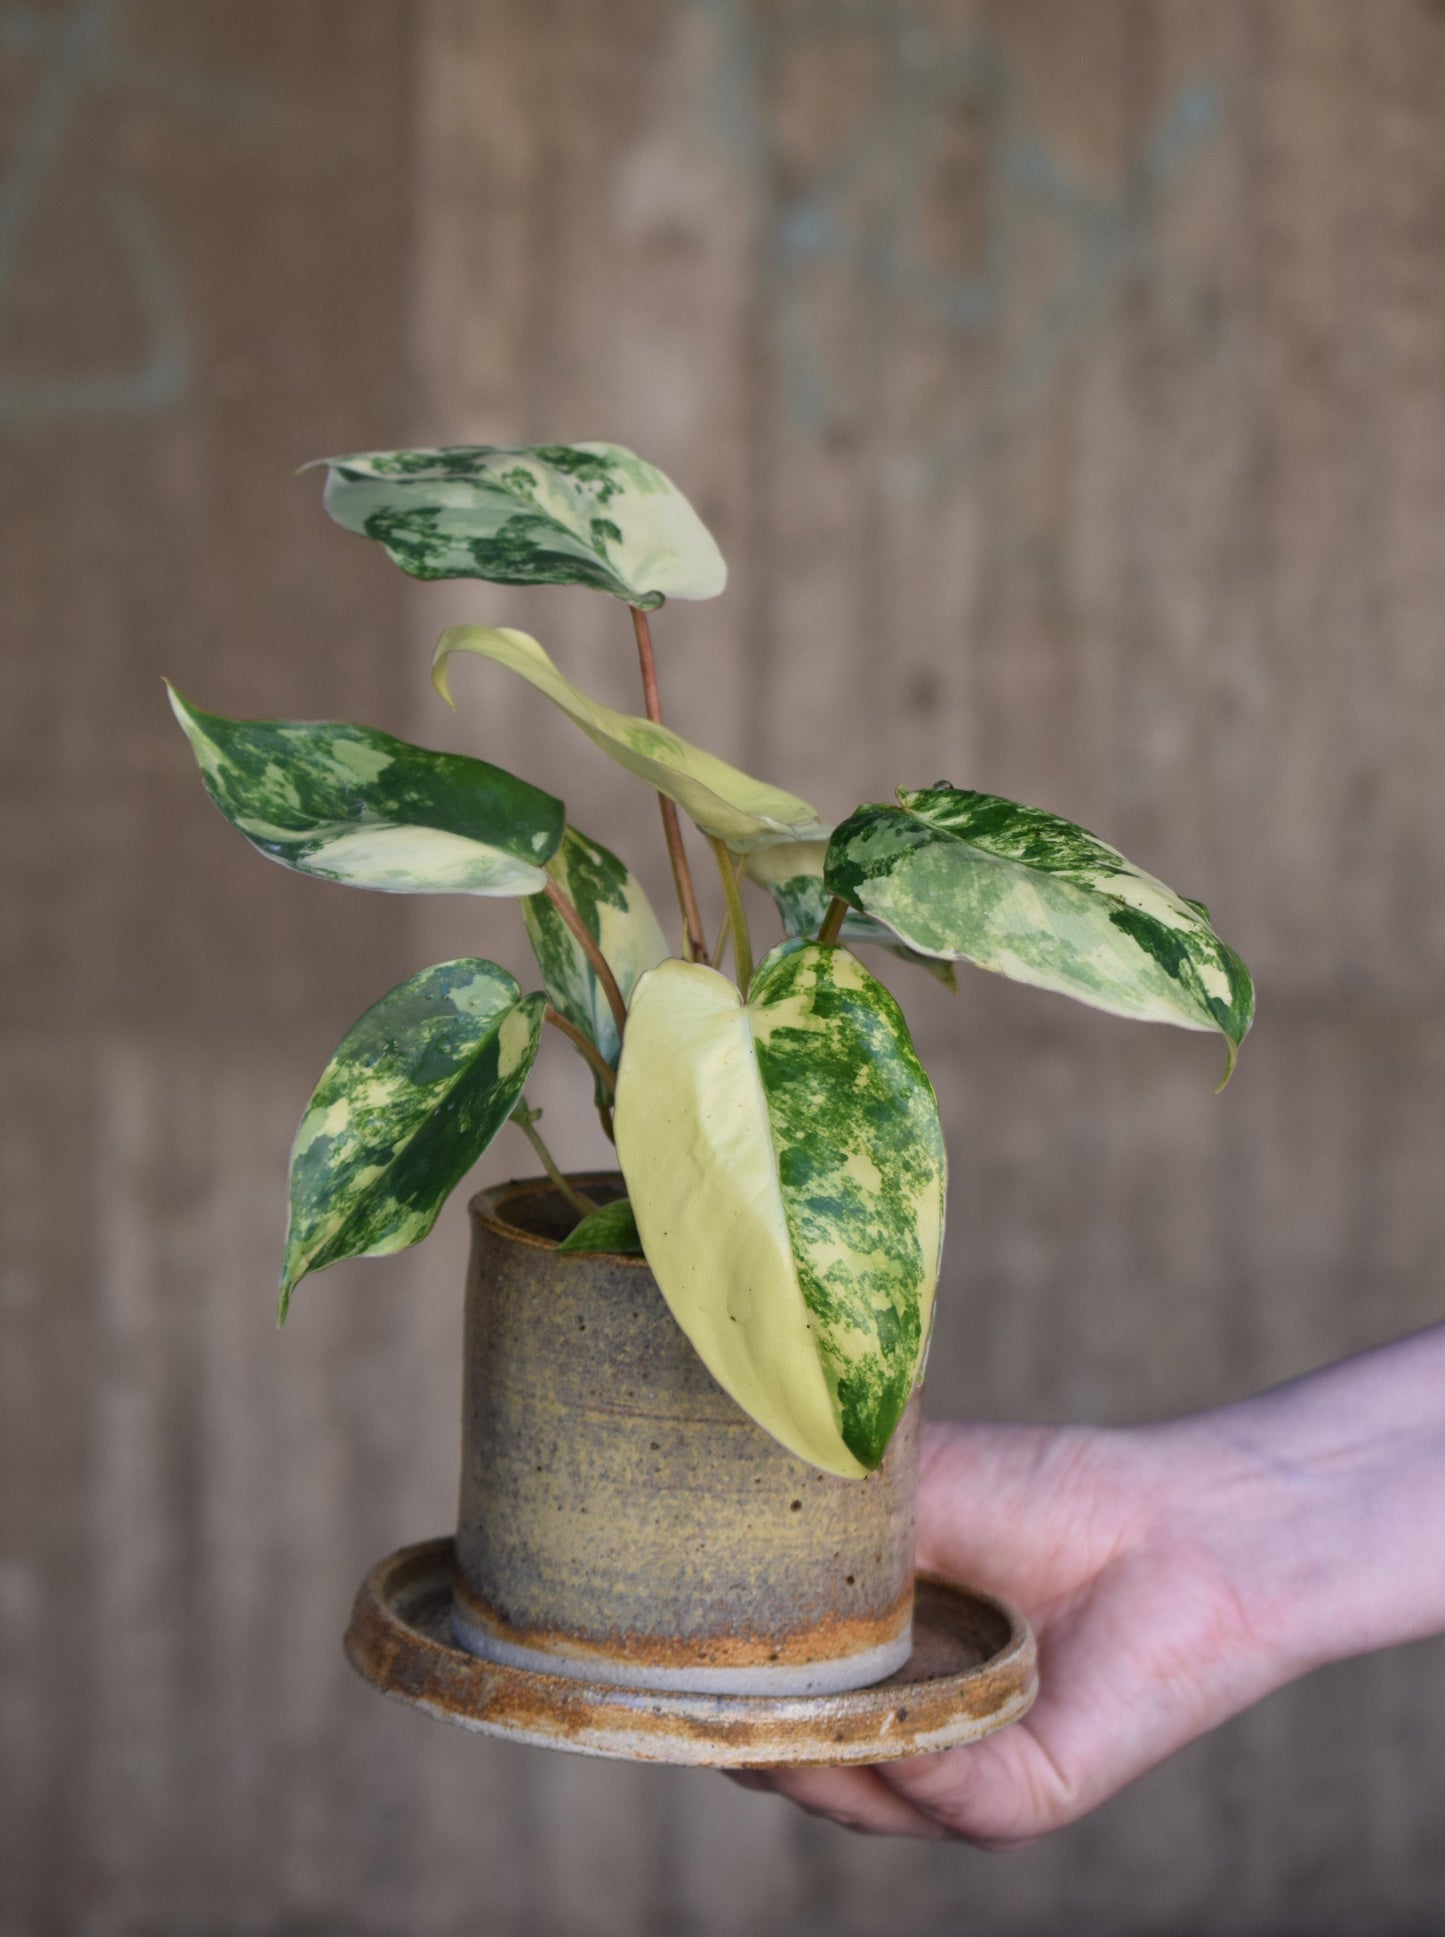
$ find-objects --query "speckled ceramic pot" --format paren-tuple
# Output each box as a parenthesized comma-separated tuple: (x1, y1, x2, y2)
(452, 1175, 922, 1696)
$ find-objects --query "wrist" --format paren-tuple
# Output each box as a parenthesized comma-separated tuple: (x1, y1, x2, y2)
(1159, 1415, 1351, 1683)
(1157, 1330, 1445, 1680)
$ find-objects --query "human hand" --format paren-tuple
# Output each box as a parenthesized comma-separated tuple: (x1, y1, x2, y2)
(729, 1414, 1306, 1845)
(733, 1328, 1445, 1842)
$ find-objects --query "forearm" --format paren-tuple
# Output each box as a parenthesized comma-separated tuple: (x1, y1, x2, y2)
(1163, 1323, 1445, 1677)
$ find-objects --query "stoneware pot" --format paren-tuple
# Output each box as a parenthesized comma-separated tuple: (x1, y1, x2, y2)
(451, 1173, 921, 1696)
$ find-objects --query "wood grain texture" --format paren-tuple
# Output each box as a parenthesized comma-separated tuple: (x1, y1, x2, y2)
(5, 0, 1445, 1931)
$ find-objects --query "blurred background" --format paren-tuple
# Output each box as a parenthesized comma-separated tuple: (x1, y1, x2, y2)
(4, 2, 1445, 1932)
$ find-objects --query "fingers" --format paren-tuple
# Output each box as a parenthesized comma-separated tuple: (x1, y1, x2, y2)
(725, 1730, 1072, 1848)
(724, 1765, 948, 1839)
(872, 1734, 1066, 1847)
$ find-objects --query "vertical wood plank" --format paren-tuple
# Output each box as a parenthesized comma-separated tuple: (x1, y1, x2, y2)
(7, 0, 1445, 1930)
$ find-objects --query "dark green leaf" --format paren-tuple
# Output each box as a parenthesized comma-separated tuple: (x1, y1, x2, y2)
(556, 1197, 644, 1255)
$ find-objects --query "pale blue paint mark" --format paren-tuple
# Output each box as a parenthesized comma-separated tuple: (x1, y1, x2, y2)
(690, 0, 1224, 494)
(0, 0, 267, 428)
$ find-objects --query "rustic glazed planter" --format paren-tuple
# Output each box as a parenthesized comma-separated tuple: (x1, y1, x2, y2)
(452, 1174, 921, 1696)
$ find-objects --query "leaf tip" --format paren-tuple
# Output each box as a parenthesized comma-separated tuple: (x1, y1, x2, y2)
(430, 655, 457, 711)
(164, 680, 205, 744)
(1214, 1034, 1241, 1094)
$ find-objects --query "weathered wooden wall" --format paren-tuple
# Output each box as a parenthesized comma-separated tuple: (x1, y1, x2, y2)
(5, 2, 1445, 1931)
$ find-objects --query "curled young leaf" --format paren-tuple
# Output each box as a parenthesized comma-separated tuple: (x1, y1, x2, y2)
(825, 785, 1253, 1076)
(614, 946, 946, 1476)
(433, 626, 821, 852)
(168, 685, 564, 896)
(745, 833, 958, 991)
(313, 442, 726, 608)
(521, 826, 669, 1101)
(280, 960, 545, 1317)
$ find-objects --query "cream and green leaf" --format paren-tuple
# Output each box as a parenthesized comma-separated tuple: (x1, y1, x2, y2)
(614, 946, 945, 1476)
(168, 685, 565, 896)
(745, 833, 958, 991)
(521, 825, 669, 1101)
(555, 1196, 644, 1256)
(433, 626, 821, 851)
(825, 785, 1253, 1077)
(315, 442, 726, 609)
(279, 960, 545, 1318)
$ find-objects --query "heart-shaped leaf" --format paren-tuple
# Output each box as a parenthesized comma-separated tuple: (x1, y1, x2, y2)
(169, 685, 564, 895)
(521, 825, 669, 1102)
(433, 626, 821, 852)
(825, 785, 1253, 1078)
(314, 442, 726, 608)
(614, 945, 946, 1476)
(745, 833, 958, 991)
(555, 1196, 644, 1255)
(280, 960, 545, 1318)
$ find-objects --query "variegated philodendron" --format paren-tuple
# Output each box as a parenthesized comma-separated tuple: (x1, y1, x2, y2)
(825, 785, 1253, 1082)
(521, 826, 669, 1102)
(315, 442, 726, 609)
(745, 832, 958, 992)
(280, 961, 545, 1318)
(432, 625, 821, 851)
(169, 437, 1254, 1474)
(614, 946, 946, 1476)
(168, 684, 564, 895)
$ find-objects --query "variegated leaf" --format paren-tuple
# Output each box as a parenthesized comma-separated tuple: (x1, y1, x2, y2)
(555, 1196, 644, 1255)
(168, 685, 564, 896)
(745, 833, 958, 992)
(521, 825, 669, 1101)
(614, 945, 946, 1476)
(825, 785, 1253, 1076)
(314, 442, 725, 608)
(433, 626, 821, 851)
(280, 960, 544, 1317)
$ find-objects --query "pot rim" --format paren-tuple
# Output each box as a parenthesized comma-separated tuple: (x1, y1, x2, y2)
(468, 1172, 649, 1265)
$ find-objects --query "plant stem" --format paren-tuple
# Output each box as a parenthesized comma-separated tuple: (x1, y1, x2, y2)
(711, 900, 733, 975)
(710, 837, 753, 993)
(544, 1007, 618, 1097)
(510, 1102, 598, 1218)
(630, 604, 708, 962)
(816, 895, 848, 947)
(544, 878, 629, 1040)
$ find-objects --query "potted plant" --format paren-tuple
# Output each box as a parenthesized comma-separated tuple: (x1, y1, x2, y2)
(170, 442, 1252, 1748)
